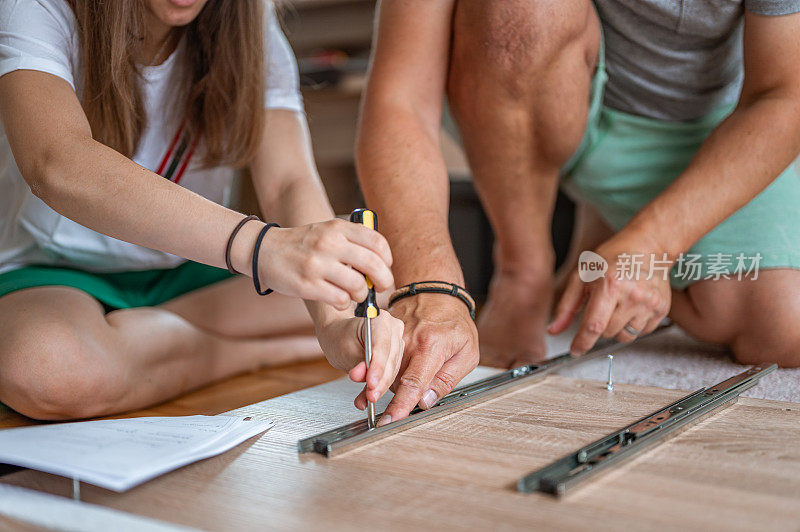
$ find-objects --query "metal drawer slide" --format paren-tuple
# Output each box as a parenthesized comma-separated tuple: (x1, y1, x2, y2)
(298, 325, 671, 457)
(517, 363, 777, 496)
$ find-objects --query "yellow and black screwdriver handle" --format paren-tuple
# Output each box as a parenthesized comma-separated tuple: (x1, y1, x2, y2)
(349, 209, 380, 320)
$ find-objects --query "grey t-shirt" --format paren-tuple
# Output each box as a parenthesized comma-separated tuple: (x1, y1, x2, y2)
(597, 0, 800, 121)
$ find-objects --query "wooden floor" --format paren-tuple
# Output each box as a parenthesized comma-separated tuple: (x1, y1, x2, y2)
(2, 366, 800, 531)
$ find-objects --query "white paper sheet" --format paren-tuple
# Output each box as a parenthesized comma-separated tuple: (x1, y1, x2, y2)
(0, 484, 198, 532)
(0, 415, 273, 491)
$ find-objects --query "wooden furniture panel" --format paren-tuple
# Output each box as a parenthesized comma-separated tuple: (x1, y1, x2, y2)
(3, 373, 799, 530)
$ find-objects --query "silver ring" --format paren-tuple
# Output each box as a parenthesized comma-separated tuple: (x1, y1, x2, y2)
(623, 323, 641, 336)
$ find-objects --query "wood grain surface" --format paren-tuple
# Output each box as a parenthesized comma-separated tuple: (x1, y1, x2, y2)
(0, 515, 41, 532)
(2, 369, 799, 531)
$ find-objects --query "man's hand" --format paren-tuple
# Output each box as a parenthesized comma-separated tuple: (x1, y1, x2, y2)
(478, 272, 553, 368)
(353, 293, 479, 425)
(316, 312, 405, 405)
(548, 231, 671, 354)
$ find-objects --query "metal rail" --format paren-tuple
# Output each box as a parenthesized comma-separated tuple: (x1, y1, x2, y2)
(298, 324, 672, 457)
(517, 363, 777, 496)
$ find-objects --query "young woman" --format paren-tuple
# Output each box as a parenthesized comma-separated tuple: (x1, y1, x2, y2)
(0, 0, 404, 420)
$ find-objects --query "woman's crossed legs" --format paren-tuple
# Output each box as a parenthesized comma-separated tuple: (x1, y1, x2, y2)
(0, 276, 320, 420)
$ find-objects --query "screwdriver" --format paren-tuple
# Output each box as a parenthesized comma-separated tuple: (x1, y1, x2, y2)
(349, 208, 380, 429)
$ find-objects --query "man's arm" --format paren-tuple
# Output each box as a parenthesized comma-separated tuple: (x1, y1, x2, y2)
(551, 10, 800, 354)
(625, 10, 800, 259)
(356, 0, 479, 424)
(357, 0, 460, 286)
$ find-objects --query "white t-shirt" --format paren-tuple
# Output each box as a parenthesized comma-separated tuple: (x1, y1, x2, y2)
(0, 0, 304, 273)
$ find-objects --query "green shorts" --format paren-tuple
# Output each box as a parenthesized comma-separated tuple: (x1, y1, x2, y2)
(0, 261, 234, 311)
(562, 41, 800, 289)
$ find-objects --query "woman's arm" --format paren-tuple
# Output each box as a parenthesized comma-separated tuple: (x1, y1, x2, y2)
(0, 70, 392, 310)
(249, 109, 404, 404)
(249, 109, 344, 325)
(0, 70, 253, 271)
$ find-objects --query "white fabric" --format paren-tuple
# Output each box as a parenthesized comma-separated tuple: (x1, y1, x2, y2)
(0, 0, 303, 273)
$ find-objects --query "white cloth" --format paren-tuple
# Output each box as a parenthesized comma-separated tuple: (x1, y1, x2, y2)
(0, 0, 303, 273)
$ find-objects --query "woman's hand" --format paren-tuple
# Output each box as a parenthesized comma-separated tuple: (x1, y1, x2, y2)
(548, 231, 672, 355)
(316, 312, 405, 406)
(256, 219, 394, 310)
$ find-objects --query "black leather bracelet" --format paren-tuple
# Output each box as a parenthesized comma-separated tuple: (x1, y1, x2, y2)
(389, 281, 476, 320)
(252, 222, 280, 296)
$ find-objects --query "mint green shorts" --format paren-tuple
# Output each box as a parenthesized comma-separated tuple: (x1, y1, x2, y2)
(562, 43, 800, 289)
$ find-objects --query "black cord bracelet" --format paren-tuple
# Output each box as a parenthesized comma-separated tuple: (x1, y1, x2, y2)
(225, 215, 260, 274)
(252, 222, 280, 296)
(389, 281, 476, 320)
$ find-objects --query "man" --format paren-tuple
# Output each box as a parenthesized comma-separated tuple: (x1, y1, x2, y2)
(356, 0, 800, 425)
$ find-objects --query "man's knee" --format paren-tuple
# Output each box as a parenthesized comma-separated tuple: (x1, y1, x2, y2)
(731, 327, 800, 368)
(0, 321, 120, 420)
(449, 0, 599, 98)
(681, 273, 800, 368)
(447, 0, 599, 166)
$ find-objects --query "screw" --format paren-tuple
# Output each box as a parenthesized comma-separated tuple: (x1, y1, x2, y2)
(606, 354, 614, 391)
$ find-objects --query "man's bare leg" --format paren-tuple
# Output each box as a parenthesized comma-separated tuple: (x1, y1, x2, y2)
(446, 0, 600, 366)
(554, 202, 616, 301)
(671, 270, 800, 367)
(0, 282, 320, 420)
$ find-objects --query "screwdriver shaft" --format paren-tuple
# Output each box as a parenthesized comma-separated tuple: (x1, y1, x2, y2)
(364, 317, 376, 429)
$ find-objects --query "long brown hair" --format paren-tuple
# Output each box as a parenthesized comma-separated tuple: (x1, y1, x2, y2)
(71, 0, 265, 168)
